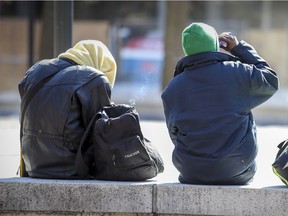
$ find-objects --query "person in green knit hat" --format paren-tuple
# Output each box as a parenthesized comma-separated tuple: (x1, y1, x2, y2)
(161, 22, 279, 185)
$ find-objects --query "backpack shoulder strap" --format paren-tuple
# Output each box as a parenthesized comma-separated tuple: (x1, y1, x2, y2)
(75, 112, 101, 178)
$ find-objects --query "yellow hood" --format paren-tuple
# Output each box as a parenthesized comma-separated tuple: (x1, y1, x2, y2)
(58, 40, 117, 88)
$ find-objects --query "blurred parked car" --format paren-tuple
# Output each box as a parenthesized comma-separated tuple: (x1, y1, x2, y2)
(119, 32, 163, 87)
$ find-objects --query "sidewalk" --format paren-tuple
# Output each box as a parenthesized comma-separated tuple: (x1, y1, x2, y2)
(0, 115, 287, 187)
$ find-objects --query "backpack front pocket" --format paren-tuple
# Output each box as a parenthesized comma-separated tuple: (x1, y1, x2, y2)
(110, 135, 152, 170)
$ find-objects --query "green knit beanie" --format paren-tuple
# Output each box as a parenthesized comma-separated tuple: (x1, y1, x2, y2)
(182, 22, 219, 56)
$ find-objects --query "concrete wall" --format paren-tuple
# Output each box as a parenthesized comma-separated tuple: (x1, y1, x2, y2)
(1, 178, 288, 216)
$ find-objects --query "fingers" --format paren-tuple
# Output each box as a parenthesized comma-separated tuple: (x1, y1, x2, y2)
(218, 32, 239, 50)
(219, 32, 233, 42)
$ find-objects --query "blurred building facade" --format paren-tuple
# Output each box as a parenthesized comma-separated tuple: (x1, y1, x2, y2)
(0, 1, 287, 124)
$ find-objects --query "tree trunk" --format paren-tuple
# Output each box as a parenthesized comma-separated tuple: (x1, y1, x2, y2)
(161, 1, 190, 90)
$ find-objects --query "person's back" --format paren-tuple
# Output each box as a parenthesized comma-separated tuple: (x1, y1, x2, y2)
(19, 40, 116, 179)
(161, 23, 279, 185)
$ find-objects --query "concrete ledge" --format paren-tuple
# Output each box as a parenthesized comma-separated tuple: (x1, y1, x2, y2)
(0, 178, 154, 215)
(156, 183, 288, 216)
(1, 178, 288, 216)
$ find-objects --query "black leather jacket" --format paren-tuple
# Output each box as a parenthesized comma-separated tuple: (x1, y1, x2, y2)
(19, 58, 112, 179)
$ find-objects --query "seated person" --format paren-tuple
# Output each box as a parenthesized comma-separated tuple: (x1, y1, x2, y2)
(161, 22, 279, 185)
(19, 40, 116, 179)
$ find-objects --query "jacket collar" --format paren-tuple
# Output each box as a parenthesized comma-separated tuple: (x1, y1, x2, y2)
(174, 51, 239, 77)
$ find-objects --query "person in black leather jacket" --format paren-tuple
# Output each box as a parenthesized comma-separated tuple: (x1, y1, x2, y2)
(161, 22, 279, 185)
(18, 40, 117, 179)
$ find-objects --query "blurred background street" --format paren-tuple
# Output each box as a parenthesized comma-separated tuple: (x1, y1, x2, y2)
(0, 1, 288, 123)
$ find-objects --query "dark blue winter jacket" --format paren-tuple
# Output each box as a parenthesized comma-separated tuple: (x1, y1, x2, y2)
(161, 41, 279, 184)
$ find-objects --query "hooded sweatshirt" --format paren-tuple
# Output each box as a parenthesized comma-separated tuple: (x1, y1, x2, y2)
(58, 40, 117, 88)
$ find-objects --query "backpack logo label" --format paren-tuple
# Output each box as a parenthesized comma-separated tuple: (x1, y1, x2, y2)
(125, 150, 140, 158)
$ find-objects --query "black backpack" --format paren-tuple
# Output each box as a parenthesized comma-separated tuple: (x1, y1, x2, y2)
(76, 104, 164, 181)
(272, 139, 288, 185)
